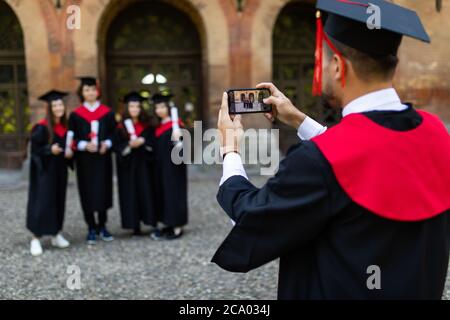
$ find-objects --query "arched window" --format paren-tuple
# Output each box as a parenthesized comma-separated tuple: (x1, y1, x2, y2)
(105, 1, 202, 127)
(273, 2, 338, 152)
(0, 0, 29, 167)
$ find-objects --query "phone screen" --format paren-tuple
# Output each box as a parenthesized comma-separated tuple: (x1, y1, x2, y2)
(228, 89, 272, 115)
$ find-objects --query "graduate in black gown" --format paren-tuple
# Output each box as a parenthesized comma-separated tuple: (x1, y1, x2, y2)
(114, 92, 156, 236)
(68, 77, 116, 245)
(213, 0, 450, 299)
(150, 93, 188, 240)
(27, 90, 73, 256)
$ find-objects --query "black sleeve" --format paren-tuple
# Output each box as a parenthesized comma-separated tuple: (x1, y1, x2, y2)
(105, 112, 117, 146)
(30, 125, 51, 171)
(113, 126, 129, 155)
(142, 127, 155, 153)
(68, 112, 81, 146)
(212, 141, 346, 273)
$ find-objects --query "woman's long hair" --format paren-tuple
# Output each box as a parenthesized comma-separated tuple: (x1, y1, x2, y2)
(45, 101, 68, 143)
(120, 102, 156, 136)
(154, 102, 171, 126)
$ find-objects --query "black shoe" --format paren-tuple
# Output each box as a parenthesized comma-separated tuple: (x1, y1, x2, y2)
(132, 228, 143, 237)
(86, 228, 97, 245)
(99, 228, 114, 242)
(150, 228, 165, 241)
(162, 227, 184, 240)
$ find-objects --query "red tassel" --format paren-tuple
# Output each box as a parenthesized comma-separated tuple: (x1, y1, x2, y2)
(312, 10, 347, 96)
(312, 11, 323, 96)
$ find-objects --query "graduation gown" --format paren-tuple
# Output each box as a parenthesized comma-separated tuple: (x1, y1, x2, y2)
(154, 120, 188, 227)
(26, 120, 72, 237)
(68, 105, 116, 213)
(114, 121, 156, 228)
(212, 106, 450, 300)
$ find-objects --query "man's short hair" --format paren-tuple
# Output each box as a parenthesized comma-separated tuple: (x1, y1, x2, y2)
(325, 37, 399, 82)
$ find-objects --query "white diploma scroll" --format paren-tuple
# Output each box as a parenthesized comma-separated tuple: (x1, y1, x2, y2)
(170, 105, 180, 131)
(170, 105, 182, 147)
(91, 120, 99, 146)
(65, 130, 74, 153)
(124, 119, 138, 141)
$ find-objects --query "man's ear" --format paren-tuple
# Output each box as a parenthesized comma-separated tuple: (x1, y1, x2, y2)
(333, 54, 344, 83)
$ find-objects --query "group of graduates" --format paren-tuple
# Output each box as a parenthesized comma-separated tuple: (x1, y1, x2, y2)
(26, 77, 187, 256)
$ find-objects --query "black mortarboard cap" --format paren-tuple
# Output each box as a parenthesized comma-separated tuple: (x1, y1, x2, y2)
(317, 0, 430, 56)
(38, 90, 68, 103)
(77, 76, 97, 87)
(151, 93, 174, 104)
(123, 91, 146, 103)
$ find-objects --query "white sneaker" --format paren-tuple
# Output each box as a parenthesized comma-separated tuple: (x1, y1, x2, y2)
(51, 234, 70, 249)
(30, 239, 43, 256)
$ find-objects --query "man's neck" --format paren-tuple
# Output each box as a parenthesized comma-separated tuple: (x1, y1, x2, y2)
(341, 82, 393, 109)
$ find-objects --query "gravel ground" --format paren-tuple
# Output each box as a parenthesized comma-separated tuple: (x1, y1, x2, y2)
(0, 166, 278, 300)
(1, 165, 449, 300)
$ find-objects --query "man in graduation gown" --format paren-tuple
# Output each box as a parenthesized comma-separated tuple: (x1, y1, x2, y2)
(212, 0, 450, 299)
(114, 92, 156, 235)
(69, 77, 116, 245)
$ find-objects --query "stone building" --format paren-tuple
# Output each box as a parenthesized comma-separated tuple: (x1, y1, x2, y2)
(0, 0, 449, 168)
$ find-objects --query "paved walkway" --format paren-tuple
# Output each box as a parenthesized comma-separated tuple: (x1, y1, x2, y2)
(0, 166, 449, 299)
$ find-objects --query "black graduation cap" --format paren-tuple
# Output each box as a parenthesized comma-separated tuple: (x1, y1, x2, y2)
(123, 91, 147, 103)
(151, 93, 174, 104)
(77, 76, 97, 87)
(317, 0, 430, 56)
(38, 90, 68, 103)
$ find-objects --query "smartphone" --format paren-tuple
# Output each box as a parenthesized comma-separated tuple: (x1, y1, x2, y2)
(227, 88, 272, 115)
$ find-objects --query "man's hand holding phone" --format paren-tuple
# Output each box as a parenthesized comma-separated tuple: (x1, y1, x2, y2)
(218, 92, 244, 157)
(256, 82, 307, 129)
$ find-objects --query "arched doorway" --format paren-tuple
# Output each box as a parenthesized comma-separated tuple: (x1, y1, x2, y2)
(0, 0, 29, 168)
(105, 1, 202, 127)
(272, 1, 338, 152)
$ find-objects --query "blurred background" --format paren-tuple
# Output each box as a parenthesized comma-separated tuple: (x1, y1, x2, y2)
(0, 0, 449, 169)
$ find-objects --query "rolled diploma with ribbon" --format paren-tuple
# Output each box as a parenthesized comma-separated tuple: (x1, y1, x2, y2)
(65, 130, 74, 153)
(124, 119, 138, 141)
(91, 120, 99, 146)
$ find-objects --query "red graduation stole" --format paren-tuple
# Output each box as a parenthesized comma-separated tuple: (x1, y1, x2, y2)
(155, 119, 184, 138)
(117, 121, 148, 138)
(73, 104, 111, 123)
(312, 110, 450, 221)
(36, 119, 67, 138)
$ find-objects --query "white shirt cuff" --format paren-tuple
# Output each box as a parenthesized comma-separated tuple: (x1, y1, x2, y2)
(122, 146, 131, 156)
(77, 141, 88, 151)
(219, 152, 248, 186)
(297, 116, 327, 140)
(103, 139, 112, 149)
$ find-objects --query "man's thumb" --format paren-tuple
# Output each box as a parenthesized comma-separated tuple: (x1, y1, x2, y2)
(263, 96, 278, 106)
(221, 92, 229, 112)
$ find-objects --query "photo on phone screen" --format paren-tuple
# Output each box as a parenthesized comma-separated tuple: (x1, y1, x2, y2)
(228, 89, 272, 115)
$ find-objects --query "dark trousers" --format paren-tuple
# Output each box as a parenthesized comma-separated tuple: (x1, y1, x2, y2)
(83, 211, 107, 230)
